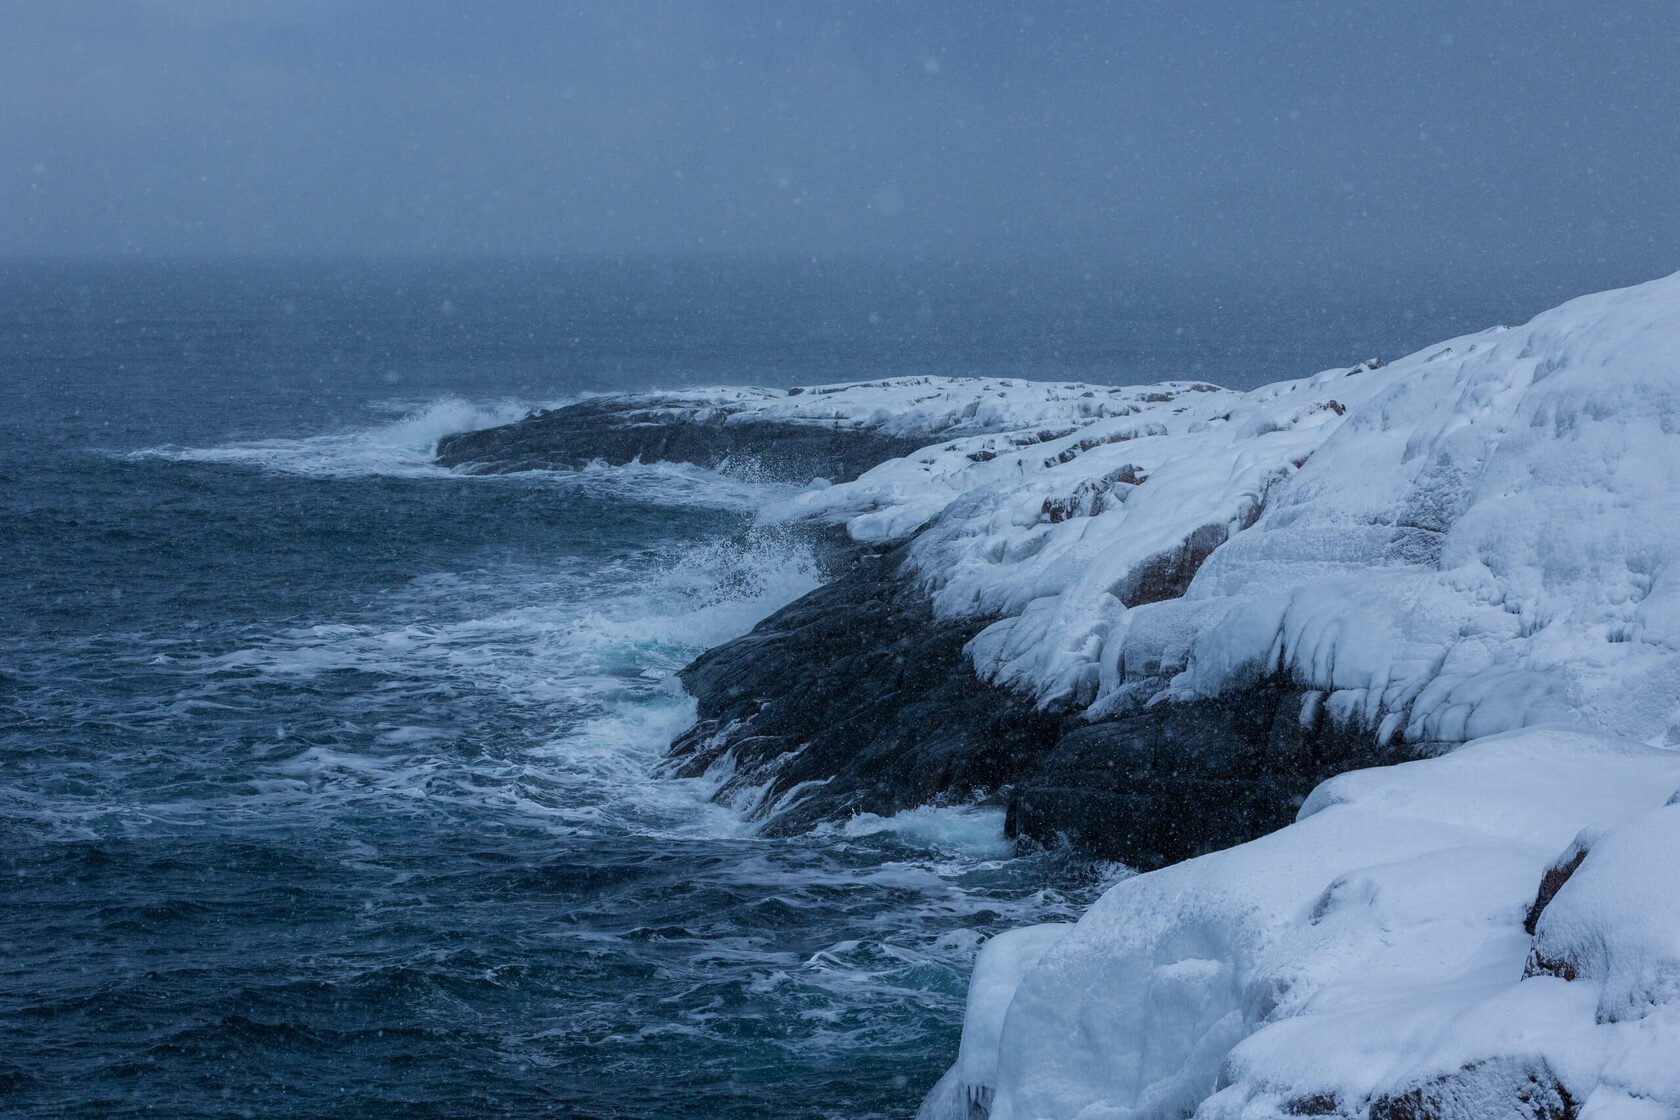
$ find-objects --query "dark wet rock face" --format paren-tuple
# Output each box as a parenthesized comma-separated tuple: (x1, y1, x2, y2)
(666, 542, 1064, 833)
(667, 540, 1409, 870)
(1282, 1092, 1343, 1116)
(1005, 681, 1398, 868)
(1521, 840, 1593, 981)
(437, 396, 929, 482)
(1524, 844, 1590, 936)
(1369, 1060, 1577, 1120)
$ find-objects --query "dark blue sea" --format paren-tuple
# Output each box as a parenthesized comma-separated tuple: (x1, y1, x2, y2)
(0, 258, 1543, 1117)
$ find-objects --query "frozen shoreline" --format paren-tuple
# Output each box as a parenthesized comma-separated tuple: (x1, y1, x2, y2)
(439, 272, 1680, 1118)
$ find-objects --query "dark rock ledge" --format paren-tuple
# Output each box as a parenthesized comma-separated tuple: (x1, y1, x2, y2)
(437, 394, 930, 482)
(665, 537, 1408, 870)
(1368, 1059, 1577, 1120)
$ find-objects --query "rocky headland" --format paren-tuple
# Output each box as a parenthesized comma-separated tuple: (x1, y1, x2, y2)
(437, 276, 1680, 1119)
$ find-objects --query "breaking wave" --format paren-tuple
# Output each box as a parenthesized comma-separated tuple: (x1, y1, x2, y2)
(130, 395, 544, 478)
(128, 395, 809, 514)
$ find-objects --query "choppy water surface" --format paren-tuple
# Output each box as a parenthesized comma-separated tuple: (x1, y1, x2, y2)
(1, 260, 1520, 1116)
(0, 262, 1132, 1119)
(5, 405, 1123, 1118)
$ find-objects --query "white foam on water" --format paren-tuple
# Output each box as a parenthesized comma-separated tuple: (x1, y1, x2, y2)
(128, 394, 808, 515)
(129, 395, 546, 478)
(827, 805, 1016, 859)
(161, 521, 824, 837)
(548, 459, 814, 516)
(104, 399, 828, 836)
(87, 397, 1129, 1085)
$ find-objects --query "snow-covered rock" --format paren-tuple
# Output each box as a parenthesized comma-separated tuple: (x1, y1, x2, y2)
(766, 274, 1680, 752)
(904, 273, 1680, 1118)
(652, 376, 1202, 439)
(939, 729, 1680, 1118)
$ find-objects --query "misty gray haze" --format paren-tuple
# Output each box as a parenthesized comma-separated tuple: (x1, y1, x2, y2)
(3, 0, 1677, 289)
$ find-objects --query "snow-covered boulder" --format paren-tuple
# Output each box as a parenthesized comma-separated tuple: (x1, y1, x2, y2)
(938, 729, 1680, 1119)
(1526, 800, 1680, 1026)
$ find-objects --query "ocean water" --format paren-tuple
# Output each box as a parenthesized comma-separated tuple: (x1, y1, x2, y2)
(0, 259, 1528, 1117)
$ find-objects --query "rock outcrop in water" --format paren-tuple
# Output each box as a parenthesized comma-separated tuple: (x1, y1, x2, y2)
(435, 376, 1158, 482)
(665, 540, 1059, 833)
(440, 382, 1410, 871)
(437, 394, 931, 482)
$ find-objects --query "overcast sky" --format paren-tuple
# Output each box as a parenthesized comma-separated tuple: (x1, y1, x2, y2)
(2, 1, 1676, 283)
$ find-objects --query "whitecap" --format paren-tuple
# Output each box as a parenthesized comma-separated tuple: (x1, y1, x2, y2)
(127, 396, 811, 516)
(128, 395, 553, 478)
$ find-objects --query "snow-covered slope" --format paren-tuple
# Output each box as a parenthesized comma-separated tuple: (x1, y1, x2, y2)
(766, 274, 1680, 752)
(873, 274, 1680, 1118)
